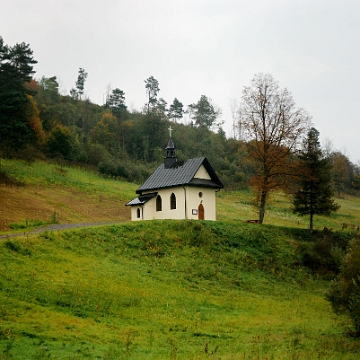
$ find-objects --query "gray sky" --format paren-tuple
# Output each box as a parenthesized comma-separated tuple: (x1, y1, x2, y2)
(2, 0, 360, 163)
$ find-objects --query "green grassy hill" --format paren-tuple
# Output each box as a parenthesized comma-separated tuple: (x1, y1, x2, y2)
(1, 160, 360, 359)
(1, 159, 360, 232)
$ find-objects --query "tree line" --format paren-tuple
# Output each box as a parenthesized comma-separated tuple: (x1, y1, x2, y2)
(1, 37, 360, 227)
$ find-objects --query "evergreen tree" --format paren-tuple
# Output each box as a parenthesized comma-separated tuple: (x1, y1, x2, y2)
(144, 76, 160, 113)
(292, 128, 340, 230)
(187, 95, 221, 129)
(0, 37, 38, 152)
(168, 98, 184, 122)
(106, 88, 126, 119)
(70, 68, 88, 100)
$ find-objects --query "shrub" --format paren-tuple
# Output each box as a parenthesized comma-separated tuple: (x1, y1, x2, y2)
(299, 231, 351, 277)
(98, 158, 128, 178)
(326, 238, 360, 336)
(85, 143, 112, 166)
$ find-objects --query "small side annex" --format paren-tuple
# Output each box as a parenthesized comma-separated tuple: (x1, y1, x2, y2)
(126, 134, 224, 221)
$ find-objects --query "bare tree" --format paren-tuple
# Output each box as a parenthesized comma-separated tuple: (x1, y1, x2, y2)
(229, 98, 240, 139)
(238, 73, 311, 224)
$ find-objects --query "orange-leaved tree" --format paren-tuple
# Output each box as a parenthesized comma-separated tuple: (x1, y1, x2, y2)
(238, 73, 311, 224)
(26, 94, 45, 145)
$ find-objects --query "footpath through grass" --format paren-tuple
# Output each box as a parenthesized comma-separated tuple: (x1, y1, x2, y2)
(1, 220, 360, 359)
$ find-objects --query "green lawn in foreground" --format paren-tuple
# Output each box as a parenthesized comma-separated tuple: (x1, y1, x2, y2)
(1, 221, 359, 359)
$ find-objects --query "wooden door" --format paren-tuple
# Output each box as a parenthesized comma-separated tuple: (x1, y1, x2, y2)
(198, 203, 204, 220)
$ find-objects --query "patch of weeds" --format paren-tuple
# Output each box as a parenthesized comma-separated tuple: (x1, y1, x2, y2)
(49, 212, 58, 225)
(103, 345, 122, 360)
(0, 169, 24, 187)
(9, 219, 44, 230)
(204, 343, 219, 356)
(167, 337, 178, 360)
(35, 344, 51, 360)
(122, 329, 138, 356)
(291, 330, 302, 349)
(2, 339, 15, 359)
(53, 166, 68, 176)
(0, 328, 12, 341)
(40, 231, 55, 241)
(4, 241, 21, 253)
(4, 241, 31, 256)
(9, 213, 58, 230)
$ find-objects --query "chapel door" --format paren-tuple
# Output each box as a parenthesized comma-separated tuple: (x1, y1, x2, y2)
(198, 203, 204, 220)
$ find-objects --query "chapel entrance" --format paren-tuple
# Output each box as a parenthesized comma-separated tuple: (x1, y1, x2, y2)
(198, 203, 204, 220)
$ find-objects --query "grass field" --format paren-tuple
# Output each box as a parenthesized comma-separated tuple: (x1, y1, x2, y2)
(0, 159, 360, 359)
(1, 159, 359, 232)
(0, 159, 135, 231)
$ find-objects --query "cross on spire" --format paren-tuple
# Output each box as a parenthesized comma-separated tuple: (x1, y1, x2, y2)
(168, 126, 173, 138)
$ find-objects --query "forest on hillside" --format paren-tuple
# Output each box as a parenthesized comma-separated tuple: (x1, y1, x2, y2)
(1, 36, 360, 197)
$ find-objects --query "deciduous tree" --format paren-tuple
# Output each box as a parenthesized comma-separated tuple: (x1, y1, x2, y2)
(26, 94, 45, 145)
(90, 112, 118, 153)
(238, 73, 311, 223)
(331, 151, 351, 197)
(292, 128, 340, 230)
(46, 123, 78, 160)
(38, 76, 60, 104)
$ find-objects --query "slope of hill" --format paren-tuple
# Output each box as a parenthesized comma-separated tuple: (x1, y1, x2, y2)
(1, 159, 360, 232)
(0, 159, 135, 231)
(1, 220, 360, 359)
(1, 159, 360, 358)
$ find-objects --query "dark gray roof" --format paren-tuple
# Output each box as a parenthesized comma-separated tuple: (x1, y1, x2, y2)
(136, 157, 223, 194)
(126, 192, 157, 206)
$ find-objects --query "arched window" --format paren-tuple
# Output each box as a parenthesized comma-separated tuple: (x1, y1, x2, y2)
(137, 208, 141, 218)
(170, 193, 176, 210)
(156, 195, 162, 211)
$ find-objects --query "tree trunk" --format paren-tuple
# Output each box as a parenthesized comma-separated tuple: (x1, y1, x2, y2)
(310, 212, 313, 232)
(259, 190, 267, 224)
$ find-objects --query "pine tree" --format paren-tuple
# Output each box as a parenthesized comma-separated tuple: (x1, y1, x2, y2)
(187, 95, 221, 129)
(168, 98, 184, 123)
(0, 37, 38, 152)
(292, 127, 340, 230)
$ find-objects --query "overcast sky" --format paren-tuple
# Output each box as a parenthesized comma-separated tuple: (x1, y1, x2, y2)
(1, 0, 359, 163)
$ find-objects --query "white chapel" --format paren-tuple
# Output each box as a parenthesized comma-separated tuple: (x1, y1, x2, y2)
(126, 128, 224, 221)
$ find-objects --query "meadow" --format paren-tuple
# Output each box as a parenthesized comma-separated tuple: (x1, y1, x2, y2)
(0, 159, 360, 359)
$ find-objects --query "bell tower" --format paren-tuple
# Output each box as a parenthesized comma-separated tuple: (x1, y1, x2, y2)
(164, 126, 177, 169)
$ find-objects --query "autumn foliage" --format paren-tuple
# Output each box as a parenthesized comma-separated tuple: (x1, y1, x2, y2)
(239, 73, 311, 223)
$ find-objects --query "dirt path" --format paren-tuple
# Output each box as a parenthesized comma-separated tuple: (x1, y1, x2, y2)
(0, 222, 117, 240)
